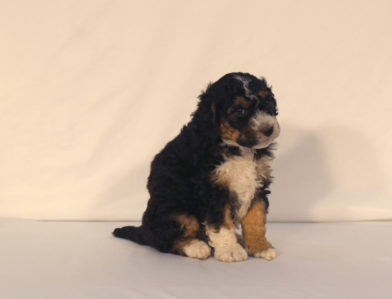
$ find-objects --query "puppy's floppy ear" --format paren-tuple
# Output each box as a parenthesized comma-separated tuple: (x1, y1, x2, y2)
(211, 103, 216, 122)
(190, 85, 220, 140)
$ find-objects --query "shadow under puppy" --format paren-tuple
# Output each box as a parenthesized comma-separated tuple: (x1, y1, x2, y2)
(113, 72, 280, 262)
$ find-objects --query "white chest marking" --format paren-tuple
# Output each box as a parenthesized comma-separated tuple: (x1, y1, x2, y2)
(213, 150, 271, 219)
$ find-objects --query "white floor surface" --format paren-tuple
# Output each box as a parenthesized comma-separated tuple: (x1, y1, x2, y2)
(1, 219, 391, 299)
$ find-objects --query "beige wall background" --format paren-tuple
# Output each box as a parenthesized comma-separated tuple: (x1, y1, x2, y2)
(1, 0, 391, 221)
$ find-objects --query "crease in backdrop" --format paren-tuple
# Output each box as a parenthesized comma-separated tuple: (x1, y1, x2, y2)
(0, 0, 391, 221)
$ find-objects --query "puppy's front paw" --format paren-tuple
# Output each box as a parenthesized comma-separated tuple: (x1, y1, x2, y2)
(254, 247, 277, 261)
(214, 244, 248, 262)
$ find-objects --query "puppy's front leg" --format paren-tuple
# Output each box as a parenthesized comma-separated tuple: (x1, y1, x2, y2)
(241, 199, 277, 260)
(206, 205, 248, 262)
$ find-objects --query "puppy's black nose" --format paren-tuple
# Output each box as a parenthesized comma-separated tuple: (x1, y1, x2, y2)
(263, 126, 274, 137)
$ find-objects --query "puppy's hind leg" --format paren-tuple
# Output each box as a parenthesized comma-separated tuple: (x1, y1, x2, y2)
(171, 214, 211, 260)
(172, 238, 211, 260)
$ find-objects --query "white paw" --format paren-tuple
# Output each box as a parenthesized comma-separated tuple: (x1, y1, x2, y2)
(254, 247, 277, 260)
(214, 244, 248, 262)
(183, 240, 211, 259)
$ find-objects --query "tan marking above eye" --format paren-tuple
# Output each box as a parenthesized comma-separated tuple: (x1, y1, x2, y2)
(234, 96, 251, 108)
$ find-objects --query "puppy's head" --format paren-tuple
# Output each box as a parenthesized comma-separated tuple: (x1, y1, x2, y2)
(196, 72, 279, 149)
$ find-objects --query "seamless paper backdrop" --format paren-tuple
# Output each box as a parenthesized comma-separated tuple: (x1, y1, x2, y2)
(0, 0, 391, 221)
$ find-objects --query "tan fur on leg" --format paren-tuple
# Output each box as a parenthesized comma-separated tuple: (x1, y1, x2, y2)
(176, 214, 199, 237)
(241, 200, 277, 260)
(172, 214, 211, 259)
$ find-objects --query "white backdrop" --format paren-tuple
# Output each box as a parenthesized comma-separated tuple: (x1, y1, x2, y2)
(0, 0, 391, 221)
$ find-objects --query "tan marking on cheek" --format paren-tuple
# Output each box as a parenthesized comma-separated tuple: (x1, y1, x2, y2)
(220, 121, 240, 141)
(234, 96, 251, 108)
(176, 214, 199, 238)
(241, 200, 272, 255)
(258, 90, 268, 98)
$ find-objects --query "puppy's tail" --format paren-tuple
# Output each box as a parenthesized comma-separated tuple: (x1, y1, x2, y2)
(112, 225, 151, 246)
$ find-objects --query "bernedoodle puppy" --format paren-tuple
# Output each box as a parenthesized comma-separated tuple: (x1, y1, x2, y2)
(113, 72, 280, 262)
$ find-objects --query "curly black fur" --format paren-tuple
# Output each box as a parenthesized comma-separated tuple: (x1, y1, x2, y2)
(113, 72, 278, 255)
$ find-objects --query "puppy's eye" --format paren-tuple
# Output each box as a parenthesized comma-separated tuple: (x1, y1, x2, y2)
(234, 108, 247, 117)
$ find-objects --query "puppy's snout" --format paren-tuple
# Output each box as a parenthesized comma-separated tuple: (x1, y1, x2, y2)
(262, 126, 274, 137)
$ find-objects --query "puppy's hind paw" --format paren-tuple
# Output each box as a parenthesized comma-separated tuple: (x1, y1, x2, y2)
(183, 239, 211, 260)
